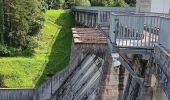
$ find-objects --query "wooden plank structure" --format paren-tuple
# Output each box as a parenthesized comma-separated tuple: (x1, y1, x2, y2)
(72, 28, 107, 44)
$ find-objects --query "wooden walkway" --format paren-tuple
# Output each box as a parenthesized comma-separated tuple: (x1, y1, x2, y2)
(72, 27, 158, 49)
(72, 28, 107, 44)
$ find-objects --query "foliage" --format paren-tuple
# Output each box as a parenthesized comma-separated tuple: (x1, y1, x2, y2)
(46, 0, 133, 8)
(90, 0, 114, 6)
(106, 0, 115, 6)
(114, 0, 127, 7)
(89, 0, 127, 6)
(128, 2, 135, 7)
(0, 10, 74, 88)
(36, 10, 74, 86)
(0, 0, 4, 44)
(0, 0, 46, 56)
(70, 0, 91, 6)
(125, 0, 136, 7)
(47, 0, 91, 9)
(56, 0, 65, 3)
(0, 45, 11, 56)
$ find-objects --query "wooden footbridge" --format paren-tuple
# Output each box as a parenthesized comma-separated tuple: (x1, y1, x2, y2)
(72, 6, 170, 100)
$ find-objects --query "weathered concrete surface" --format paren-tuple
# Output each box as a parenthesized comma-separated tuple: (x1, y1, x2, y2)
(50, 30, 128, 100)
(136, 0, 151, 12)
(121, 49, 169, 100)
(53, 54, 104, 100)
(100, 62, 120, 100)
(50, 41, 118, 100)
(100, 65, 128, 100)
(0, 89, 34, 100)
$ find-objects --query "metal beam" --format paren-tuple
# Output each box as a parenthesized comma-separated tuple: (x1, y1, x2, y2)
(98, 25, 144, 84)
(119, 54, 144, 84)
(119, 48, 153, 55)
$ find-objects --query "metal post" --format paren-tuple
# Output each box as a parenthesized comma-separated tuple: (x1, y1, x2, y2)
(78, 12, 80, 24)
(98, 11, 101, 25)
(148, 16, 152, 48)
(92, 13, 94, 27)
(51, 77, 52, 98)
(109, 13, 118, 44)
(85, 13, 88, 26)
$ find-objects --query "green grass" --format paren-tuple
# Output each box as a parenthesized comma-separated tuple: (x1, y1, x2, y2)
(0, 10, 75, 88)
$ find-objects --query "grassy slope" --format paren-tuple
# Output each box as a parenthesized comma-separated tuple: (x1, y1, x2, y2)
(0, 10, 74, 88)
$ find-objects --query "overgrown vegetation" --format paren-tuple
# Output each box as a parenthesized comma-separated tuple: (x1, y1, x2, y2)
(0, 0, 4, 45)
(46, 0, 135, 9)
(89, 0, 127, 6)
(0, 0, 46, 56)
(125, 0, 136, 7)
(0, 10, 74, 88)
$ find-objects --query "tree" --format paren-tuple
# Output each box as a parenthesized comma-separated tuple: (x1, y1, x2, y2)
(68, 0, 91, 6)
(90, 0, 105, 6)
(106, 0, 115, 6)
(0, 0, 4, 45)
(2, 0, 45, 53)
(115, 0, 127, 7)
(8, 0, 33, 49)
(56, 0, 65, 3)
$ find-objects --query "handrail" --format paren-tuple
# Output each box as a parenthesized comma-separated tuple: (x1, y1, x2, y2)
(72, 7, 170, 50)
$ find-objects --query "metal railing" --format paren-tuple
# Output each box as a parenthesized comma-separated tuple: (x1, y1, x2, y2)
(159, 17, 170, 50)
(72, 7, 170, 50)
(108, 13, 161, 49)
(98, 11, 111, 26)
(72, 6, 135, 27)
(73, 10, 98, 27)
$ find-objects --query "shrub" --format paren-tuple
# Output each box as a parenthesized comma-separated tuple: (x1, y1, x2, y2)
(115, 0, 127, 7)
(68, 0, 91, 6)
(2, 0, 45, 55)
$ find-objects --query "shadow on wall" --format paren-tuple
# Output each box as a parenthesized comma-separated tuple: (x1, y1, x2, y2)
(35, 12, 75, 87)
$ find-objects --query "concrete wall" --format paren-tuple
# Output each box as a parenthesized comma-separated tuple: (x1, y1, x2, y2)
(136, 0, 170, 13)
(0, 89, 34, 100)
(151, 0, 170, 13)
(151, 75, 169, 100)
(50, 43, 115, 100)
(52, 54, 104, 100)
(34, 43, 86, 100)
(136, 0, 151, 12)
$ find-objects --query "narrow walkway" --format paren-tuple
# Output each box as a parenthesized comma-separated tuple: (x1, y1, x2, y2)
(72, 28, 107, 44)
